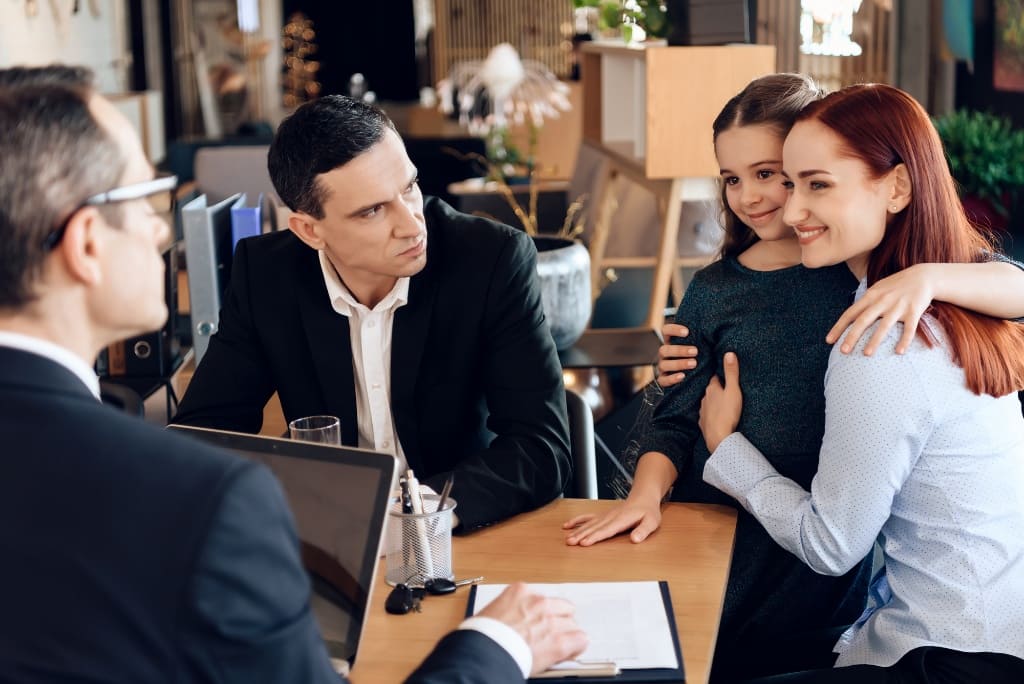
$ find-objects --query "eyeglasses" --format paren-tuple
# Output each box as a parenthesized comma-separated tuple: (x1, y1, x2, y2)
(43, 174, 178, 251)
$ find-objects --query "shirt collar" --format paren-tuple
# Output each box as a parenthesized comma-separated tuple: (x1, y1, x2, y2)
(318, 250, 410, 316)
(0, 330, 101, 399)
(854, 277, 868, 301)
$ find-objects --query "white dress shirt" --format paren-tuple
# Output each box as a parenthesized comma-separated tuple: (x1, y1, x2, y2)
(319, 252, 409, 469)
(0, 331, 100, 399)
(460, 616, 533, 677)
(704, 307, 1024, 668)
(319, 256, 530, 672)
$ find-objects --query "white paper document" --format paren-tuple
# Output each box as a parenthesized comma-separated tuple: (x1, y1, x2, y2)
(471, 581, 679, 671)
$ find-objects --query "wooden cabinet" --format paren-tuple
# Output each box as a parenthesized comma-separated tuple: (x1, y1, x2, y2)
(579, 42, 776, 329)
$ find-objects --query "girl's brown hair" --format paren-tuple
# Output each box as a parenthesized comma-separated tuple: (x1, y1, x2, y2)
(712, 73, 824, 257)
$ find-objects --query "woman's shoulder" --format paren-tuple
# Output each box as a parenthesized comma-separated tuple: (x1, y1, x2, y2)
(830, 318, 948, 385)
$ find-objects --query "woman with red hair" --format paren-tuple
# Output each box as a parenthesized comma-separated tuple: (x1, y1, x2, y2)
(700, 83, 1024, 682)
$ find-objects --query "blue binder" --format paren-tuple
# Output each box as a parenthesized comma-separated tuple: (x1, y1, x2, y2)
(230, 192, 263, 251)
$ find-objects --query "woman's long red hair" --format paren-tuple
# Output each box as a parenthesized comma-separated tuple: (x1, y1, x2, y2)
(797, 84, 1024, 396)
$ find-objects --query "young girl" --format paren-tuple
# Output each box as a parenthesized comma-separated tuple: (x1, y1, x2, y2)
(700, 83, 1024, 683)
(563, 74, 1024, 681)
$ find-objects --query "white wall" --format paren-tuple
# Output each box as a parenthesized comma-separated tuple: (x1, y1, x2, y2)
(0, 0, 128, 93)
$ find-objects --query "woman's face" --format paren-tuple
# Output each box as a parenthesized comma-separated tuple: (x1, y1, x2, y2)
(782, 120, 894, 279)
(716, 123, 794, 244)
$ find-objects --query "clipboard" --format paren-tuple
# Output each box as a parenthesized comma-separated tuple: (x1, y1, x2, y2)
(465, 581, 685, 682)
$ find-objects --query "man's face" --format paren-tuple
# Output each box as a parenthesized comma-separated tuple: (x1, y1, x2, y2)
(86, 95, 172, 340)
(307, 128, 427, 304)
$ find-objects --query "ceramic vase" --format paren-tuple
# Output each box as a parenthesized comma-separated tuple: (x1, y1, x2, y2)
(533, 236, 592, 351)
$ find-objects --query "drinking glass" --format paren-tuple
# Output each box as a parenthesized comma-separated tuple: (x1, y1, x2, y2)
(288, 415, 341, 445)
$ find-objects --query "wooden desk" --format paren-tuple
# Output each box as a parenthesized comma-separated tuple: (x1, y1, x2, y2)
(352, 498, 736, 684)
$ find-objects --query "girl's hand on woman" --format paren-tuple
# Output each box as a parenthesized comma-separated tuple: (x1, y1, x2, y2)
(828, 264, 936, 356)
(562, 495, 664, 546)
(657, 322, 698, 387)
(699, 352, 743, 452)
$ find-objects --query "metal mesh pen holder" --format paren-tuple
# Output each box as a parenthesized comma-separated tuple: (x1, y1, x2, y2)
(384, 494, 456, 586)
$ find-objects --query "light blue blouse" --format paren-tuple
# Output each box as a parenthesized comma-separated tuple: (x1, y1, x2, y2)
(704, 314, 1024, 668)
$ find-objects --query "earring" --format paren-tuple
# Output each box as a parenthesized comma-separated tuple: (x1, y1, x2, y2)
(890, 204, 898, 212)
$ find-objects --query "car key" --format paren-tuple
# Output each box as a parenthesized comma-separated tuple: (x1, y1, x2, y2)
(385, 583, 417, 614)
(424, 575, 485, 595)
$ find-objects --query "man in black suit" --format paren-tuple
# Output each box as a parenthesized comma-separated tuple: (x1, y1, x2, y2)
(174, 95, 570, 530)
(0, 65, 586, 682)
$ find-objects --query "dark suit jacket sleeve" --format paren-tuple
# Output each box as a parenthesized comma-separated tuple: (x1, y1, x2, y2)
(405, 630, 524, 684)
(181, 463, 342, 683)
(174, 239, 276, 432)
(427, 230, 571, 529)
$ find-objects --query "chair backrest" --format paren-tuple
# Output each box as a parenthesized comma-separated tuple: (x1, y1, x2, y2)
(193, 145, 277, 205)
(565, 139, 609, 236)
(565, 387, 597, 499)
(99, 380, 144, 417)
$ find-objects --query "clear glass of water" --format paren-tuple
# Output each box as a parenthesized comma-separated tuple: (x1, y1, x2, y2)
(288, 415, 341, 445)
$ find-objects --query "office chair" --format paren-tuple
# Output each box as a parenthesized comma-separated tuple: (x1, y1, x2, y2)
(565, 387, 598, 499)
(193, 146, 278, 205)
(99, 380, 144, 418)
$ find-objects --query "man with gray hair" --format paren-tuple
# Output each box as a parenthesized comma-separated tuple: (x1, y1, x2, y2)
(0, 65, 586, 683)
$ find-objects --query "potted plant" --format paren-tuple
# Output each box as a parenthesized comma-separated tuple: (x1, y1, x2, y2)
(933, 109, 1024, 231)
(464, 149, 593, 351)
(437, 44, 593, 350)
(573, 0, 669, 43)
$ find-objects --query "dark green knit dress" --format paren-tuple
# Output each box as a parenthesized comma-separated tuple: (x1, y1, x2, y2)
(637, 256, 871, 682)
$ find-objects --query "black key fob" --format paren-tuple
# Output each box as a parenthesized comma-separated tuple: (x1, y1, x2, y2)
(385, 584, 415, 614)
(424, 577, 456, 595)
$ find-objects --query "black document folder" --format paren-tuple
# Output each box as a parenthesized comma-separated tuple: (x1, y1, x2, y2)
(465, 581, 685, 682)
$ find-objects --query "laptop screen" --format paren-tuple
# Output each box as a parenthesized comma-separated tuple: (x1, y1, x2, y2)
(168, 425, 397, 663)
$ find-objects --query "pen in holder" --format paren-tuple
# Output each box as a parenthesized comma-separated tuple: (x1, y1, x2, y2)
(384, 493, 456, 586)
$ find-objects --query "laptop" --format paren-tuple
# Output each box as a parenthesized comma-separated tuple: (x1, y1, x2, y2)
(168, 425, 398, 667)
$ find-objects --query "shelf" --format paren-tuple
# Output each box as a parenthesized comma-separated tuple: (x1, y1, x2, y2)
(581, 42, 777, 179)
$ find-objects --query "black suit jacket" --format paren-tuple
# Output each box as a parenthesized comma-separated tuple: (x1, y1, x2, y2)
(175, 196, 571, 530)
(0, 347, 526, 683)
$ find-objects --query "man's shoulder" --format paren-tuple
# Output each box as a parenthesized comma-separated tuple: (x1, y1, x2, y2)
(65, 404, 250, 489)
(423, 195, 528, 252)
(2, 391, 254, 527)
(235, 229, 307, 261)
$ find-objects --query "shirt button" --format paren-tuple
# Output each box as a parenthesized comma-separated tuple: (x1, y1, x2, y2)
(367, 319, 376, 328)
(382, 440, 390, 448)
(372, 383, 381, 390)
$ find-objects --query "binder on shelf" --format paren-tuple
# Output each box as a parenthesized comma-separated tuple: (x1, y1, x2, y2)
(230, 192, 263, 250)
(182, 193, 241, 364)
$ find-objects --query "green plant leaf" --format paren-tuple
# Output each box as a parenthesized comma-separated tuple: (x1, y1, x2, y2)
(639, 0, 668, 36)
(933, 108, 1024, 217)
(600, 0, 623, 28)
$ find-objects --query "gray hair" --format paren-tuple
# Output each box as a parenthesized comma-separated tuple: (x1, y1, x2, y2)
(0, 65, 125, 308)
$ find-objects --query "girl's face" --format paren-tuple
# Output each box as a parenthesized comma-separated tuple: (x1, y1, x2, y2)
(782, 120, 895, 279)
(716, 123, 794, 243)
